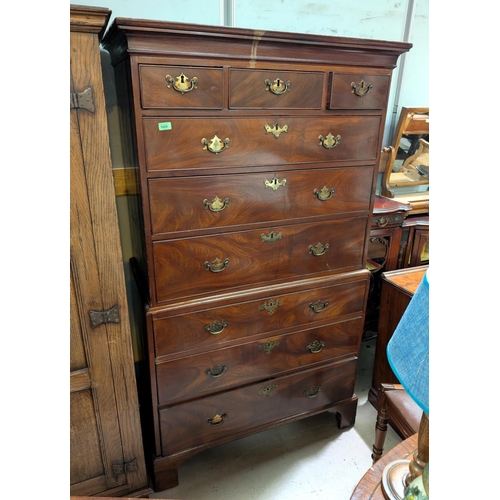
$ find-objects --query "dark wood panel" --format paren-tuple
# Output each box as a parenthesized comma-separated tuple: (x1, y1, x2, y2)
(142, 115, 381, 172)
(139, 65, 224, 109)
(329, 73, 390, 110)
(148, 166, 373, 236)
(153, 277, 367, 358)
(156, 318, 362, 404)
(152, 217, 367, 303)
(159, 359, 357, 455)
(229, 69, 324, 109)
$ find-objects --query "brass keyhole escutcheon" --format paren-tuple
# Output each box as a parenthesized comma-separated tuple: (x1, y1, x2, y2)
(258, 384, 278, 397)
(260, 298, 282, 315)
(259, 339, 280, 355)
(318, 133, 341, 149)
(165, 72, 198, 94)
(264, 176, 287, 191)
(264, 122, 289, 138)
(261, 230, 282, 245)
(265, 77, 291, 95)
(351, 79, 373, 97)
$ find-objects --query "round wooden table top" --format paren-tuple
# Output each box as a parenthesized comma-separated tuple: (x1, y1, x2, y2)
(350, 433, 418, 499)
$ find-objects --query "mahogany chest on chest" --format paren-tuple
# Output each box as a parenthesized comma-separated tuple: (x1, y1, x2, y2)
(103, 19, 410, 491)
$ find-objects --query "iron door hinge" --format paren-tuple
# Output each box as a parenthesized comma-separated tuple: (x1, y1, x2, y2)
(70, 87, 95, 112)
(112, 458, 138, 477)
(88, 305, 120, 328)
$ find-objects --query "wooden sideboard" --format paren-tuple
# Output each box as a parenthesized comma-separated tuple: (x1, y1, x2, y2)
(103, 19, 411, 491)
(369, 265, 428, 407)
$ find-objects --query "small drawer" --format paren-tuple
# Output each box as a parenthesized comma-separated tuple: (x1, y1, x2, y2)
(142, 115, 381, 172)
(328, 73, 391, 110)
(152, 216, 367, 303)
(156, 318, 362, 405)
(148, 166, 373, 236)
(139, 65, 224, 109)
(153, 275, 368, 358)
(229, 69, 324, 109)
(159, 358, 357, 455)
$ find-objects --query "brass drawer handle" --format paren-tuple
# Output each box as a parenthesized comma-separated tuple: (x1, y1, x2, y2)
(303, 386, 322, 398)
(306, 340, 325, 354)
(165, 72, 198, 94)
(204, 320, 228, 335)
(205, 364, 227, 378)
(318, 133, 341, 149)
(203, 195, 229, 212)
(201, 135, 230, 154)
(260, 298, 282, 315)
(265, 77, 291, 95)
(264, 122, 289, 138)
(309, 300, 329, 313)
(313, 186, 335, 201)
(351, 79, 373, 97)
(204, 257, 229, 273)
(264, 176, 287, 191)
(309, 242, 329, 256)
(259, 339, 280, 355)
(207, 412, 228, 426)
(258, 384, 278, 397)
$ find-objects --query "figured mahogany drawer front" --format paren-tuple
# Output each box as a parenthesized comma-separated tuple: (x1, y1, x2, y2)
(158, 358, 356, 455)
(229, 69, 324, 109)
(139, 65, 224, 109)
(153, 217, 367, 303)
(142, 115, 381, 172)
(148, 166, 372, 236)
(329, 74, 391, 110)
(153, 278, 367, 358)
(156, 318, 361, 404)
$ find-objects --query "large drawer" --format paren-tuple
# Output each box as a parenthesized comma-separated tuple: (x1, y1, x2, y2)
(159, 358, 357, 455)
(156, 318, 362, 405)
(229, 69, 324, 109)
(139, 65, 224, 109)
(328, 73, 391, 110)
(148, 166, 373, 236)
(142, 115, 381, 172)
(152, 216, 367, 303)
(153, 277, 367, 358)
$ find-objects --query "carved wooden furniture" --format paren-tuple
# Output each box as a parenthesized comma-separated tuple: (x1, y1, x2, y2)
(70, 5, 150, 497)
(381, 107, 429, 214)
(103, 19, 410, 491)
(369, 266, 428, 407)
(350, 433, 418, 500)
(371, 383, 420, 462)
(364, 195, 411, 334)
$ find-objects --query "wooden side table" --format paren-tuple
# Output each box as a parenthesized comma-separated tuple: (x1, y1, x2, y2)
(368, 266, 428, 408)
(350, 433, 418, 499)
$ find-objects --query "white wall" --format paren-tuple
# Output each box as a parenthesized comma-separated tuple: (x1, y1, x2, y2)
(72, 0, 428, 145)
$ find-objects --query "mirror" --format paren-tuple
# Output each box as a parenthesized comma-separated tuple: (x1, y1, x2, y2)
(381, 107, 429, 214)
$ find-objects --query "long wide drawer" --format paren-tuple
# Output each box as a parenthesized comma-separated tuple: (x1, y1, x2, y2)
(142, 115, 381, 172)
(152, 217, 367, 303)
(148, 166, 373, 236)
(158, 358, 357, 456)
(153, 277, 367, 358)
(156, 318, 362, 405)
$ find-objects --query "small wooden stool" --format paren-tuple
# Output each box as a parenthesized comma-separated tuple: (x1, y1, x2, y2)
(372, 383, 421, 462)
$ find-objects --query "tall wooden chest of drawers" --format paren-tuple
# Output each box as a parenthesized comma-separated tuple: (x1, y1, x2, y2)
(103, 19, 410, 491)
